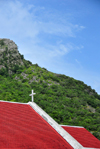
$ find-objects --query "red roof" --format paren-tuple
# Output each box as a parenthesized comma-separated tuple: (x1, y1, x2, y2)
(0, 101, 73, 149)
(62, 126, 100, 148)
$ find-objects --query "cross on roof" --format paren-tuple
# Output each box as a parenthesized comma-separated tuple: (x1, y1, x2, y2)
(29, 90, 36, 102)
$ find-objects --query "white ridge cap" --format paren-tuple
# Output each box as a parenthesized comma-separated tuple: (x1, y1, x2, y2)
(82, 148, 99, 149)
(29, 102, 99, 149)
(29, 101, 85, 149)
(0, 100, 28, 105)
(60, 125, 84, 128)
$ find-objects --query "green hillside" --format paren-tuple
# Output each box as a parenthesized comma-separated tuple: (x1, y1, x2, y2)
(0, 38, 100, 140)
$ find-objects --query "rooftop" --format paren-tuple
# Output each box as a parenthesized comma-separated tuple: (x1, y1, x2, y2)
(0, 101, 73, 149)
(0, 100, 100, 149)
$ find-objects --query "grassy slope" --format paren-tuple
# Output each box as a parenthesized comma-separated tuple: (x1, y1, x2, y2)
(0, 64, 100, 140)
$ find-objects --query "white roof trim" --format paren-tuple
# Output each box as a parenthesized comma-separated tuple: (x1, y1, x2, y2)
(83, 148, 99, 149)
(60, 125, 84, 128)
(29, 102, 84, 149)
(0, 100, 28, 105)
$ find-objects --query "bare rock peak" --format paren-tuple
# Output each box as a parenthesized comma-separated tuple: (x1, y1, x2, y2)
(0, 38, 18, 52)
(0, 38, 24, 74)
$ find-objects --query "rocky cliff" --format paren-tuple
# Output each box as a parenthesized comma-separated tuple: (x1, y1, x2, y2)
(0, 38, 31, 75)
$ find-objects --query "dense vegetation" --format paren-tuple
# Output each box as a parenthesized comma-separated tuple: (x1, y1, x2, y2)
(0, 39, 100, 140)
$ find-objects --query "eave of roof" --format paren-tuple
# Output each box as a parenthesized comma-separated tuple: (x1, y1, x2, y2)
(62, 126, 100, 149)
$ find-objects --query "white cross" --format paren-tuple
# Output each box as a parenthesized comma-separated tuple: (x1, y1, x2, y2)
(29, 90, 36, 102)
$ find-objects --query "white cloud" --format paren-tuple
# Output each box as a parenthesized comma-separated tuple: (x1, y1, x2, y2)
(48, 43, 83, 57)
(0, 0, 85, 39)
(74, 24, 85, 31)
(39, 22, 75, 37)
(0, 0, 85, 55)
(45, 43, 73, 57)
(0, 1, 39, 39)
(80, 26, 85, 29)
(0, 0, 85, 65)
(75, 59, 83, 69)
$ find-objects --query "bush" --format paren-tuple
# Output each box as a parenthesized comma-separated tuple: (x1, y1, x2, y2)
(0, 40, 4, 46)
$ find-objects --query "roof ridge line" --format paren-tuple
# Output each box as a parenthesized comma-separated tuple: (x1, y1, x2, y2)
(0, 100, 28, 105)
(82, 147, 99, 149)
(29, 102, 84, 149)
(60, 125, 84, 128)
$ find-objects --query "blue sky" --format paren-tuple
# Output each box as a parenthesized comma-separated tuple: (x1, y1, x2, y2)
(0, 0, 100, 94)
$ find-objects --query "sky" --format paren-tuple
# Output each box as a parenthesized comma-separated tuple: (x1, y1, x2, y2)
(0, 0, 100, 94)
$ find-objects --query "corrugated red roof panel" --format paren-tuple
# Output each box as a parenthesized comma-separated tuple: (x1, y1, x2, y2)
(62, 126, 100, 148)
(0, 101, 73, 149)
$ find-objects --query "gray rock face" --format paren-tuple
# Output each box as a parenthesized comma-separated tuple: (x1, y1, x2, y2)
(0, 65, 5, 69)
(29, 76, 39, 84)
(21, 72, 28, 79)
(0, 38, 18, 51)
(0, 38, 24, 74)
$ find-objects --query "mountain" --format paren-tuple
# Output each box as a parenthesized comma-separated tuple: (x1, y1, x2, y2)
(0, 38, 100, 140)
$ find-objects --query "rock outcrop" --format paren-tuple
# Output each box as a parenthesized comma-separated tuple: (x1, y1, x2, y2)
(0, 38, 31, 75)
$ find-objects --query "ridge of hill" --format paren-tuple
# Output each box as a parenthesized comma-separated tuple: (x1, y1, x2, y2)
(0, 38, 100, 140)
